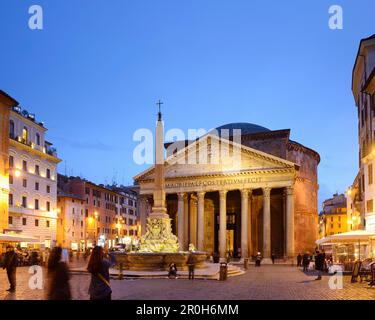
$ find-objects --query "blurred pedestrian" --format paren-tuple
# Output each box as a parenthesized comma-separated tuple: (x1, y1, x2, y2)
(271, 252, 276, 265)
(2, 245, 18, 292)
(297, 253, 302, 267)
(87, 246, 116, 300)
(168, 263, 178, 279)
(46, 246, 71, 300)
(255, 252, 262, 267)
(315, 250, 324, 280)
(302, 252, 310, 272)
(187, 252, 196, 280)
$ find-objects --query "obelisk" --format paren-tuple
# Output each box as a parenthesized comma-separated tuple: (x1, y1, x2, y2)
(151, 104, 168, 218)
(139, 102, 179, 252)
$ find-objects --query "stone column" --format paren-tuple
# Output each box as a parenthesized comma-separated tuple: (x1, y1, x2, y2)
(248, 190, 253, 257)
(183, 194, 189, 250)
(177, 193, 185, 248)
(189, 196, 198, 247)
(241, 189, 250, 259)
(197, 192, 206, 251)
(286, 186, 295, 258)
(262, 187, 271, 260)
(219, 190, 227, 259)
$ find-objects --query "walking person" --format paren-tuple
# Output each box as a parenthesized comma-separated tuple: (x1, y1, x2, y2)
(87, 246, 116, 300)
(255, 252, 262, 267)
(297, 253, 302, 267)
(46, 246, 71, 300)
(315, 250, 324, 280)
(271, 252, 276, 265)
(2, 245, 18, 292)
(187, 252, 196, 280)
(302, 252, 310, 272)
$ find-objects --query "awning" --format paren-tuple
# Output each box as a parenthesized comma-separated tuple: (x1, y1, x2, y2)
(0, 233, 40, 243)
(316, 230, 375, 245)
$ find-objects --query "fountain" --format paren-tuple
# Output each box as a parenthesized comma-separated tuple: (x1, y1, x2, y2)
(114, 105, 207, 271)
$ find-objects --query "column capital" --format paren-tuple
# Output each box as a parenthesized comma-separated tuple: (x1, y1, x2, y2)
(177, 192, 186, 200)
(285, 186, 294, 196)
(241, 188, 252, 198)
(262, 187, 271, 198)
(197, 191, 206, 199)
(219, 190, 228, 197)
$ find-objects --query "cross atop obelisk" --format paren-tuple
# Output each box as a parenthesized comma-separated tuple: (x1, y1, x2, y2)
(156, 99, 163, 121)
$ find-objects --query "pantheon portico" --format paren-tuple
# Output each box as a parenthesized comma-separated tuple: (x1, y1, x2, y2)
(135, 123, 320, 260)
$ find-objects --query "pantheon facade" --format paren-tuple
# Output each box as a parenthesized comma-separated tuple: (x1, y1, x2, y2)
(135, 123, 320, 260)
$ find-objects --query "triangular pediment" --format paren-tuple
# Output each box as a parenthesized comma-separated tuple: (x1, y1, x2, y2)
(134, 134, 297, 181)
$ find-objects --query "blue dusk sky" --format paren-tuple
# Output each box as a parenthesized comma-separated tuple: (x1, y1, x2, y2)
(1, 0, 374, 209)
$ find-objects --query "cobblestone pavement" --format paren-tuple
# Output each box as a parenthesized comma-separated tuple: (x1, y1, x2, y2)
(0, 265, 374, 300)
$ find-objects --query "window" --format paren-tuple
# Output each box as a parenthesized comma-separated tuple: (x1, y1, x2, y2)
(85, 209, 88, 217)
(46, 185, 50, 193)
(81, 221, 83, 227)
(46, 201, 50, 212)
(369, 164, 373, 185)
(35, 165, 40, 175)
(9, 175, 13, 184)
(35, 219, 39, 227)
(367, 199, 373, 213)
(46, 220, 50, 228)
(9, 120, 15, 138)
(8, 194, 13, 205)
(330, 217, 333, 222)
(22, 126, 28, 142)
(9, 216, 13, 225)
(46, 169, 51, 179)
(35, 199, 39, 210)
(338, 224, 341, 228)
(23, 179, 27, 188)
(22, 196, 27, 208)
(23, 160, 27, 171)
(22, 218, 27, 226)
(35, 182, 39, 191)
(331, 224, 334, 229)
(9, 156, 14, 168)
(36, 133, 40, 146)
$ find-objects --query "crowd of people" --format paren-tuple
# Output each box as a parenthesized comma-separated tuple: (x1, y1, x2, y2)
(296, 249, 333, 280)
(1, 244, 117, 300)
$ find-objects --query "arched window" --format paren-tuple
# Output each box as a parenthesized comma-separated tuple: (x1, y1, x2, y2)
(9, 120, 15, 138)
(36, 133, 40, 146)
(22, 126, 28, 143)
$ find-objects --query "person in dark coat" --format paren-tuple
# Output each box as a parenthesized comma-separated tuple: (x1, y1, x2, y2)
(255, 252, 262, 267)
(187, 253, 196, 280)
(168, 263, 178, 279)
(271, 253, 276, 265)
(315, 250, 324, 280)
(297, 253, 302, 267)
(302, 252, 310, 272)
(87, 246, 116, 300)
(2, 245, 18, 292)
(46, 246, 71, 300)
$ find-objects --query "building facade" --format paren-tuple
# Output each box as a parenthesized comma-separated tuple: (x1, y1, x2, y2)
(135, 122, 320, 260)
(58, 175, 139, 249)
(7, 105, 60, 248)
(0, 91, 18, 234)
(347, 34, 375, 233)
(56, 191, 86, 251)
(319, 193, 347, 238)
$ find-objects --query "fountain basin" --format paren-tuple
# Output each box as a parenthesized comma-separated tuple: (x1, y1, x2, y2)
(113, 251, 207, 271)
